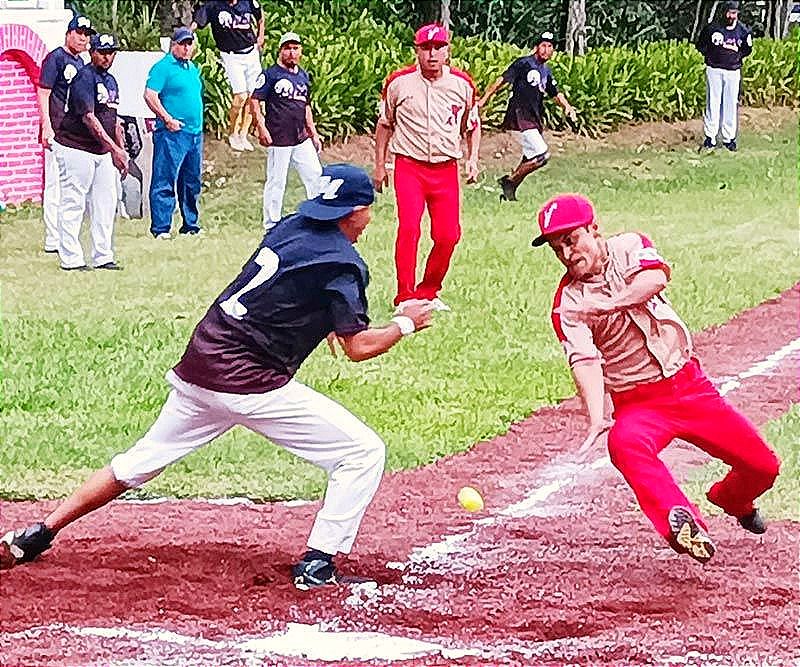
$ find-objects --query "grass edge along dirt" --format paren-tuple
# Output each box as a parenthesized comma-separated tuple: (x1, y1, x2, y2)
(0, 120, 797, 518)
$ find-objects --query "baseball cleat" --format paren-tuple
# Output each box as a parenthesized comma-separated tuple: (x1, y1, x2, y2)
(239, 134, 255, 151)
(699, 137, 715, 151)
(722, 140, 737, 152)
(0, 522, 54, 570)
(96, 262, 123, 271)
(668, 506, 715, 564)
(228, 134, 244, 151)
(498, 176, 518, 201)
(292, 557, 338, 591)
(738, 508, 766, 534)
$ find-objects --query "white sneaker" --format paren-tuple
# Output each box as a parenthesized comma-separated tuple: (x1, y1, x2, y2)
(228, 134, 244, 151)
(393, 299, 419, 315)
(430, 297, 451, 312)
(154, 232, 172, 240)
(239, 134, 255, 151)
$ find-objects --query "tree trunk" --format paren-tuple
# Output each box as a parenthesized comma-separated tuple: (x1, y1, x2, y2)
(440, 0, 451, 32)
(159, 0, 196, 35)
(563, 0, 586, 55)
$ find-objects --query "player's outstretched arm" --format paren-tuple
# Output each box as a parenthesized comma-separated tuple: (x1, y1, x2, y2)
(336, 301, 433, 362)
(477, 76, 505, 108)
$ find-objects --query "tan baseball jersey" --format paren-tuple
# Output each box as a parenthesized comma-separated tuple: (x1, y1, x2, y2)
(550, 232, 693, 393)
(378, 65, 479, 163)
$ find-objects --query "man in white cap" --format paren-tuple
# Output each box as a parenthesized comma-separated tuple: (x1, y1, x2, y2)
(250, 31, 323, 230)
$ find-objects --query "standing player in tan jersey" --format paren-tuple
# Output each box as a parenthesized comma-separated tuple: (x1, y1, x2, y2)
(374, 23, 481, 312)
(532, 193, 780, 564)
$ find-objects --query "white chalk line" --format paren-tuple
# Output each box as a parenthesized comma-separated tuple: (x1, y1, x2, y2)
(6, 337, 798, 665)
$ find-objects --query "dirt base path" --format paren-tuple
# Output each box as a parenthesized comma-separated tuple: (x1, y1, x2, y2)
(1, 285, 798, 666)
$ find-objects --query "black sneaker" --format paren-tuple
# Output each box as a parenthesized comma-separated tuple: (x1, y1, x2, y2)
(96, 262, 123, 271)
(722, 140, 737, 152)
(699, 137, 715, 151)
(0, 523, 54, 569)
(668, 506, 716, 564)
(738, 508, 766, 534)
(61, 265, 91, 272)
(498, 176, 517, 202)
(292, 556, 338, 591)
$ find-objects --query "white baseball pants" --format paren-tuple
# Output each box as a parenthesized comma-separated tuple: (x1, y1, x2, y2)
(519, 128, 548, 159)
(703, 66, 741, 144)
(219, 49, 262, 95)
(42, 145, 61, 252)
(263, 138, 322, 226)
(110, 370, 386, 556)
(55, 143, 117, 269)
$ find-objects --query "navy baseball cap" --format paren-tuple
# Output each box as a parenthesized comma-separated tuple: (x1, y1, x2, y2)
(67, 15, 95, 34)
(90, 33, 120, 52)
(536, 31, 556, 45)
(725, 1, 740, 10)
(172, 27, 195, 43)
(298, 164, 375, 221)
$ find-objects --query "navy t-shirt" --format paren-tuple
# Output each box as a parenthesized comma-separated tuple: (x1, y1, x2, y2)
(252, 64, 310, 146)
(56, 64, 119, 154)
(38, 46, 86, 132)
(194, 0, 262, 53)
(501, 56, 559, 132)
(696, 21, 752, 70)
(173, 214, 370, 394)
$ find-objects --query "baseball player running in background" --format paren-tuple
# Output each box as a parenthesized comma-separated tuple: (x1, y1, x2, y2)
(531, 193, 780, 563)
(0, 164, 434, 590)
(374, 23, 480, 313)
(695, 0, 752, 152)
(193, 0, 265, 151)
(250, 31, 323, 230)
(37, 14, 93, 255)
(53, 32, 128, 271)
(478, 31, 577, 202)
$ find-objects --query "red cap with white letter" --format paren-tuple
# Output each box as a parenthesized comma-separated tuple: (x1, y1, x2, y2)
(532, 194, 596, 247)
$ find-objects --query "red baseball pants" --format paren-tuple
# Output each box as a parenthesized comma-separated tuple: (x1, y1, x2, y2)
(393, 155, 461, 305)
(607, 358, 780, 539)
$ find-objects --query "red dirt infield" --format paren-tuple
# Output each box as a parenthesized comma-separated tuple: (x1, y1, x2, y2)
(1, 285, 798, 666)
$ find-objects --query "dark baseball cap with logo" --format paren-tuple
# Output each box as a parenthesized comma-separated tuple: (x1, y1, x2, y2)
(536, 31, 556, 45)
(531, 194, 596, 246)
(90, 33, 120, 52)
(67, 15, 96, 35)
(298, 164, 375, 221)
(172, 27, 195, 43)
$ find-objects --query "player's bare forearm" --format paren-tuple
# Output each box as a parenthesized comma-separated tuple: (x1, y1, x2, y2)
(465, 124, 480, 164)
(374, 122, 392, 168)
(478, 77, 505, 107)
(614, 268, 669, 309)
(82, 112, 123, 153)
(144, 88, 172, 125)
(571, 360, 606, 428)
(304, 106, 319, 139)
(336, 326, 405, 362)
(37, 88, 52, 129)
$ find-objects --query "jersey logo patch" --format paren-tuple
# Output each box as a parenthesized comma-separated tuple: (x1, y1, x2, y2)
(96, 82, 109, 104)
(711, 31, 724, 45)
(526, 69, 542, 87)
(63, 63, 78, 83)
(318, 176, 344, 200)
(274, 78, 294, 96)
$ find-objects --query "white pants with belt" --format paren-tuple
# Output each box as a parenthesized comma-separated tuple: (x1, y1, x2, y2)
(55, 142, 117, 269)
(42, 145, 61, 252)
(110, 370, 386, 556)
(263, 138, 322, 226)
(703, 66, 741, 144)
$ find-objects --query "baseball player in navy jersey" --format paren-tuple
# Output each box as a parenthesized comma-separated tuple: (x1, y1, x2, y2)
(54, 33, 128, 271)
(0, 164, 435, 591)
(478, 31, 577, 202)
(533, 193, 780, 564)
(695, 0, 752, 151)
(250, 31, 323, 230)
(36, 14, 94, 254)
(193, 0, 265, 151)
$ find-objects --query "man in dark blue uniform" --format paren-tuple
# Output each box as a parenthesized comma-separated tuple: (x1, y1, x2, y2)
(478, 31, 577, 201)
(192, 0, 265, 151)
(0, 165, 434, 590)
(54, 32, 128, 271)
(695, 0, 752, 151)
(37, 14, 94, 254)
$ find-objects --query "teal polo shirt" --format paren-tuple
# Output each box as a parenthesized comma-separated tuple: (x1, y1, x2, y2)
(146, 52, 203, 135)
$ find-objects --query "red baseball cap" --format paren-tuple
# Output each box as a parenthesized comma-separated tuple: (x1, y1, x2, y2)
(414, 23, 449, 46)
(531, 194, 595, 246)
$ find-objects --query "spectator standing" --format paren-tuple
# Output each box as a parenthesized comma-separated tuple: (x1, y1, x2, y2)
(478, 31, 577, 201)
(37, 14, 94, 254)
(54, 33, 128, 271)
(695, 0, 752, 151)
(374, 24, 481, 312)
(250, 31, 323, 230)
(144, 28, 204, 239)
(193, 0, 264, 151)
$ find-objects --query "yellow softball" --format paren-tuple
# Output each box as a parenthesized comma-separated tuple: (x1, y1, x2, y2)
(457, 486, 484, 512)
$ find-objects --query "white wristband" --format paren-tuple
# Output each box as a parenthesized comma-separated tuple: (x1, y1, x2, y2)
(391, 315, 415, 336)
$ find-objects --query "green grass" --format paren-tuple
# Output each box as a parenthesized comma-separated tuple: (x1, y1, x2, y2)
(1, 118, 798, 514)
(687, 405, 800, 522)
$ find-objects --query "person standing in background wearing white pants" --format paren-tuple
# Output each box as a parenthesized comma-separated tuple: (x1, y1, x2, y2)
(54, 33, 129, 271)
(250, 32, 323, 230)
(695, 0, 752, 152)
(36, 14, 94, 254)
(192, 0, 264, 152)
